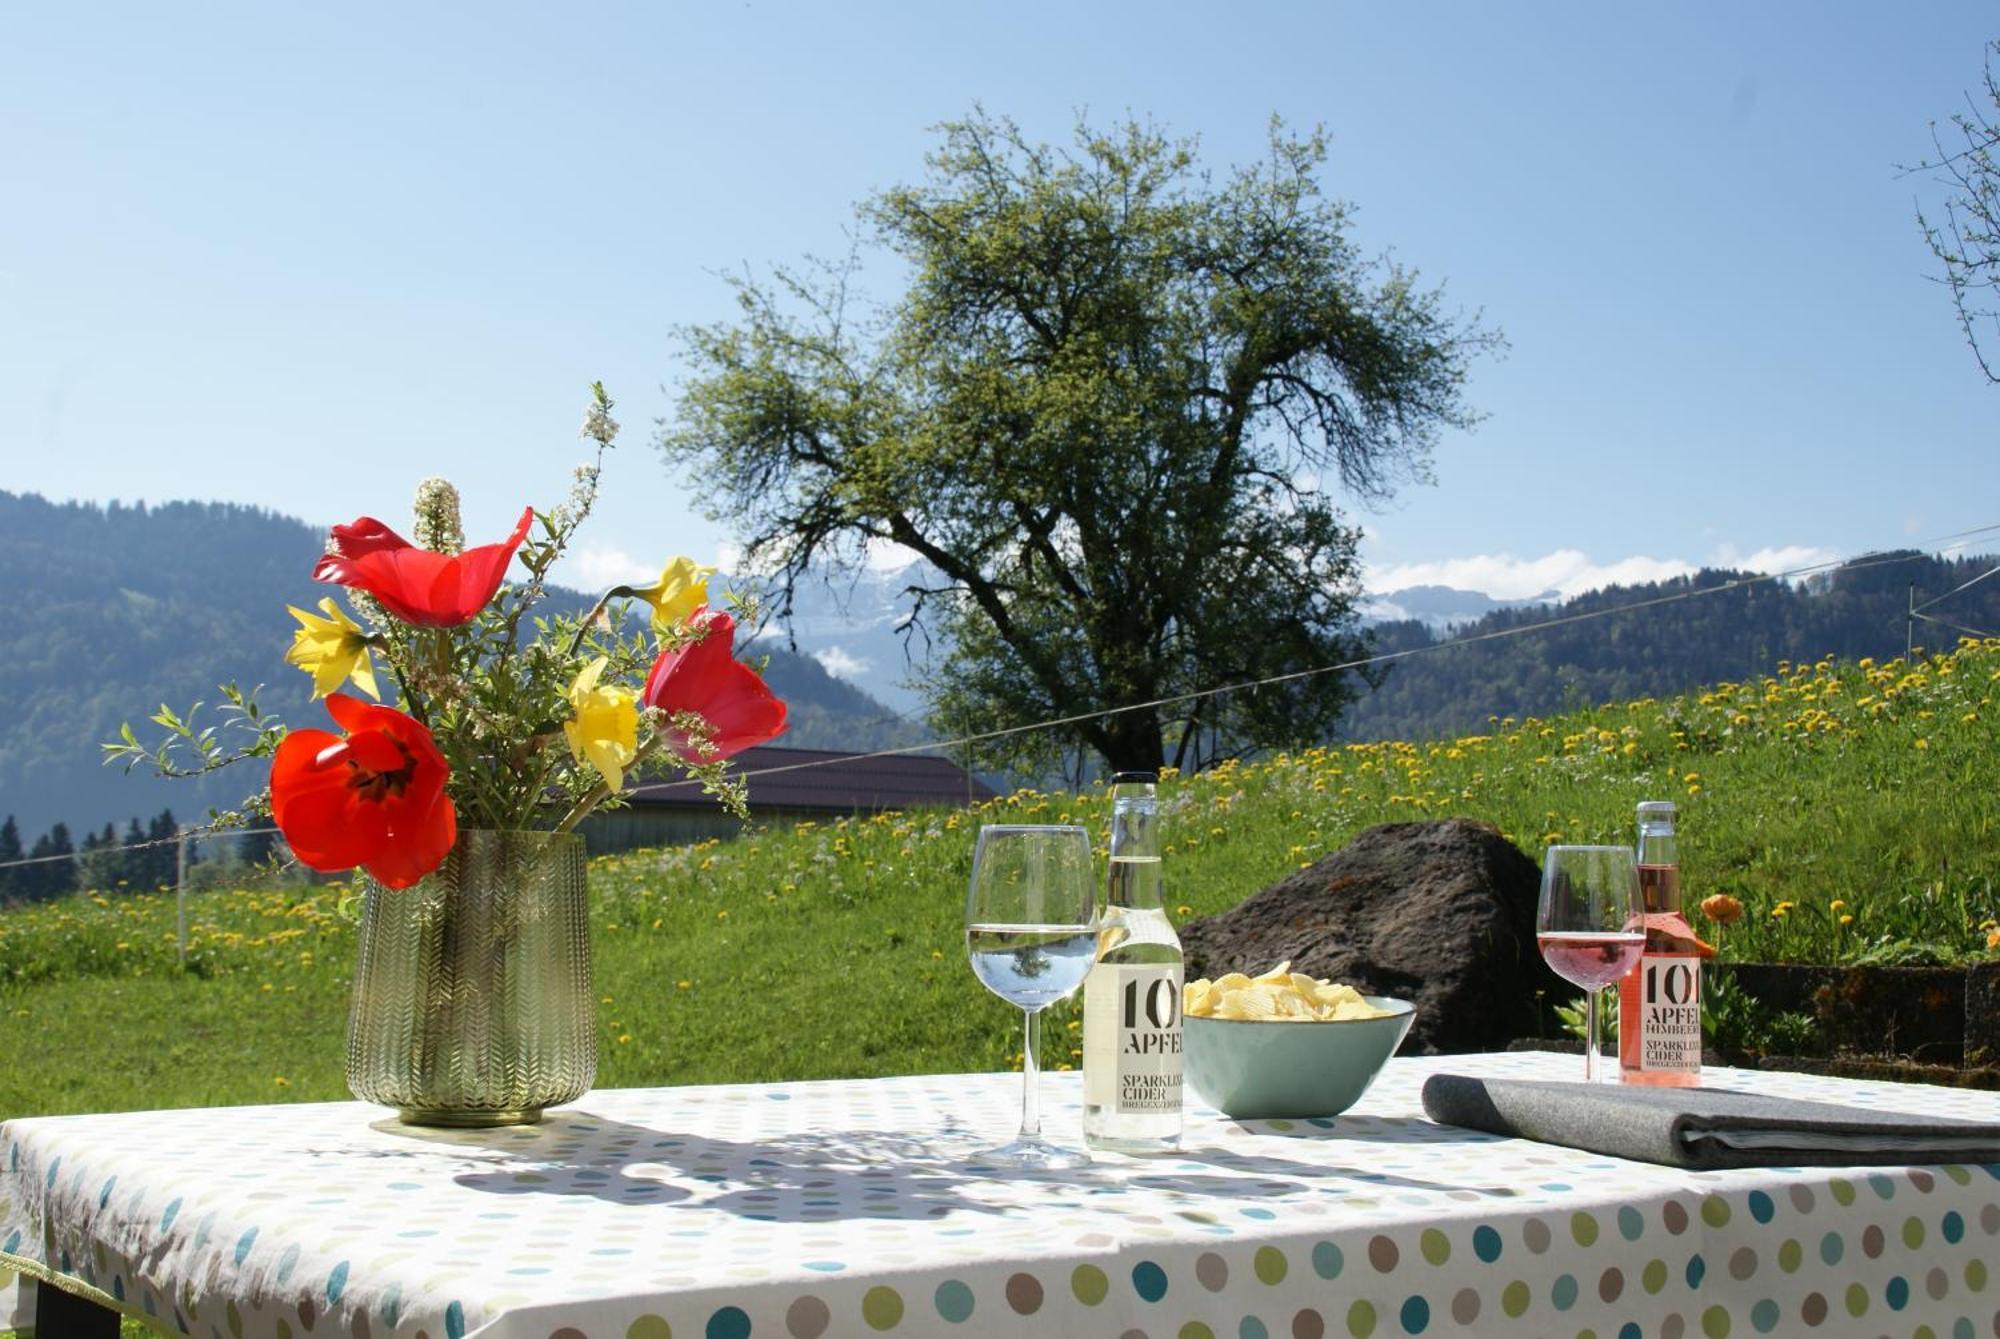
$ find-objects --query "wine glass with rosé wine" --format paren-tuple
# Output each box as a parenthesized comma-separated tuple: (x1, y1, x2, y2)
(1537, 844, 1644, 1083)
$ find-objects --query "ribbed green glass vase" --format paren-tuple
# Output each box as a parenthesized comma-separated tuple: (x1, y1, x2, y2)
(345, 829, 594, 1126)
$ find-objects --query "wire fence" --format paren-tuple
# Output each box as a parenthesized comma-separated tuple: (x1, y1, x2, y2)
(4, 519, 2000, 873)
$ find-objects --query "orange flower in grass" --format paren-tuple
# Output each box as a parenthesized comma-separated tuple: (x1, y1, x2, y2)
(1698, 893, 1743, 927)
(270, 694, 457, 890)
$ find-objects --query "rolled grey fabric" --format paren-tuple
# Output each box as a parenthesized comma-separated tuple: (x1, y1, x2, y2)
(1420, 1073, 2000, 1170)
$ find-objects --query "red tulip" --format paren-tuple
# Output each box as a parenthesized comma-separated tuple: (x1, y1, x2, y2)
(640, 608, 788, 763)
(312, 507, 534, 628)
(270, 694, 458, 890)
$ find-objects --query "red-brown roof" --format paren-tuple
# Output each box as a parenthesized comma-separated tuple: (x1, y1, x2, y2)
(624, 746, 996, 814)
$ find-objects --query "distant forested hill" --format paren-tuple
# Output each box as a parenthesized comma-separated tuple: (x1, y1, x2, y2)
(0, 492, 925, 837)
(1344, 551, 2000, 741)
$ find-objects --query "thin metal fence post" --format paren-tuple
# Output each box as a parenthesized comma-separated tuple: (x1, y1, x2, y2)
(176, 830, 188, 969)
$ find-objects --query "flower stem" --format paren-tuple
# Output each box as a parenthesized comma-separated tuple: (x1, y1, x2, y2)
(567, 587, 637, 657)
(551, 733, 667, 835)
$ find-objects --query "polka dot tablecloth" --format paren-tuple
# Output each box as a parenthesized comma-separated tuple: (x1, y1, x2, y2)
(4, 1051, 2000, 1339)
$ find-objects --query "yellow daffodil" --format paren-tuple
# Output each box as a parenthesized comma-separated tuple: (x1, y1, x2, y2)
(629, 556, 715, 634)
(564, 656, 639, 792)
(284, 599, 380, 700)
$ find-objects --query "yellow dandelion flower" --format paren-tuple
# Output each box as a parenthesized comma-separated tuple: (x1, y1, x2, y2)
(1914, 738, 1930, 750)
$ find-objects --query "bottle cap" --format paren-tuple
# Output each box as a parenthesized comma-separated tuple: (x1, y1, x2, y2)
(1110, 770, 1159, 784)
(1636, 800, 1677, 818)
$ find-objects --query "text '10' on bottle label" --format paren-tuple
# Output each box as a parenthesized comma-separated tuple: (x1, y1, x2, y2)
(1084, 963, 1183, 1113)
(1638, 953, 1702, 1072)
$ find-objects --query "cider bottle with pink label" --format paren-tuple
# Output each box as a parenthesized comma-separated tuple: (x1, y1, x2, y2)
(1618, 800, 1702, 1086)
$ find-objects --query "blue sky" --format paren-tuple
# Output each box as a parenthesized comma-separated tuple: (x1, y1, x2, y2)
(3, 3, 1995, 610)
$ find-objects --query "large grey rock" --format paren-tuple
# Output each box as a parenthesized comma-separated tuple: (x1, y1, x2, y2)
(1180, 819, 1564, 1055)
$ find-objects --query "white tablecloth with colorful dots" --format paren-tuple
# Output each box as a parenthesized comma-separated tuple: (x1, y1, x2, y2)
(4, 1051, 2000, 1339)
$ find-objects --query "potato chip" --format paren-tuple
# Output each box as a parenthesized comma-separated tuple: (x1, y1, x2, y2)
(1217, 984, 1279, 1019)
(1181, 961, 1394, 1022)
(1183, 978, 1215, 1016)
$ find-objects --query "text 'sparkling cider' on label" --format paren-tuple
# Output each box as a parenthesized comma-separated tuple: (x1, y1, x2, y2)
(1083, 963, 1183, 1114)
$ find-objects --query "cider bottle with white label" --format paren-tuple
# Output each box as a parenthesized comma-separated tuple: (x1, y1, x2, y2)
(1619, 800, 1701, 1086)
(1082, 771, 1183, 1151)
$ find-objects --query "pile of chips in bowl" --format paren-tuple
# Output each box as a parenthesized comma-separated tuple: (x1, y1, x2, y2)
(1183, 961, 1396, 1022)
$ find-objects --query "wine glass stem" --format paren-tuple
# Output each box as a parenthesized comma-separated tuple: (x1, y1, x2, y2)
(1019, 1006, 1041, 1139)
(1584, 988, 1600, 1084)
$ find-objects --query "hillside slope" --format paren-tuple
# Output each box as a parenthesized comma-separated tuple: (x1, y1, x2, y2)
(0, 492, 924, 837)
(1346, 551, 2000, 741)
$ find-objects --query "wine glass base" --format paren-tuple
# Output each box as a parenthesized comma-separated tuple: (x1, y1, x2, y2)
(967, 1136, 1092, 1172)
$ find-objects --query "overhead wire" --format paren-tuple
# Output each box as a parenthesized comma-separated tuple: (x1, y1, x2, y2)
(7, 520, 2000, 867)
(629, 523, 2000, 794)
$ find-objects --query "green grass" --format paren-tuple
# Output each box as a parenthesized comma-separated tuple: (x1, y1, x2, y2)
(4, 641, 2000, 1122)
(6, 642, 2000, 1335)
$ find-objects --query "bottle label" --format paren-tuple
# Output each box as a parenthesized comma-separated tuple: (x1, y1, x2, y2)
(1636, 953, 1702, 1072)
(1084, 964, 1183, 1112)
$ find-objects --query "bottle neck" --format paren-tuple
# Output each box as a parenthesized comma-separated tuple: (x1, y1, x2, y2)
(1107, 783, 1162, 910)
(1637, 825, 1678, 866)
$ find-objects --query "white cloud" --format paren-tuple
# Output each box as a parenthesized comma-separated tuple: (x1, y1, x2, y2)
(1368, 541, 1841, 602)
(813, 645, 872, 679)
(1711, 543, 1841, 578)
(864, 535, 922, 574)
(1358, 596, 1412, 622)
(1368, 549, 1694, 602)
(567, 545, 655, 590)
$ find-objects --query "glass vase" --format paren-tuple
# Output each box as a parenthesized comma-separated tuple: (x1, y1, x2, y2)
(345, 829, 594, 1126)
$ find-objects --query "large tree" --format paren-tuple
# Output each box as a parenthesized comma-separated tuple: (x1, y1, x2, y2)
(1913, 40, 2000, 384)
(663, 112, 1497, 774)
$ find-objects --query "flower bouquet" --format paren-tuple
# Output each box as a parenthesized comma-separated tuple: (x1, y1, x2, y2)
(111, 385, 787, 1123)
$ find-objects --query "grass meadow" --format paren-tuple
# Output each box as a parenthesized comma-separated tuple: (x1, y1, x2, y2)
(5, 640, 2000, 1123)
(5, 641, 2000, 1335)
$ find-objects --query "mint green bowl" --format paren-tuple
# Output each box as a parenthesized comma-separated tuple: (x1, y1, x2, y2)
(1183, 996, 1417, 1120)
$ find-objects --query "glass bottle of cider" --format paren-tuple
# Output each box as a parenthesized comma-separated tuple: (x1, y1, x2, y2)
(1619, 800, 1701, 1086)
(1082, 771, 1183, 1151)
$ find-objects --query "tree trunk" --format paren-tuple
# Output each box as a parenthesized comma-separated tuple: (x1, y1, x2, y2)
(1100, 710, 1166, 774)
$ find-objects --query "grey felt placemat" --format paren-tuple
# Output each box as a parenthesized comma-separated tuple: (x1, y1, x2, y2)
(1420, 1072, 2000, 1170)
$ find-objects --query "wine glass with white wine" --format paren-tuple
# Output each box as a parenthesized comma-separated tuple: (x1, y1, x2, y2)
(964, 824, 1097, 1170)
